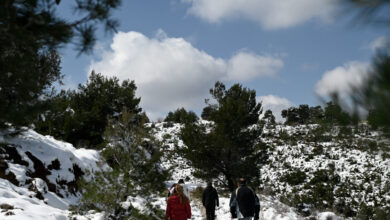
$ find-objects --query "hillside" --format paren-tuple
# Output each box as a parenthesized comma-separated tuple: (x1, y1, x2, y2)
(0, 121, 389, 219)
(0, 129, 100, 219)
(152, 121, 390, 219)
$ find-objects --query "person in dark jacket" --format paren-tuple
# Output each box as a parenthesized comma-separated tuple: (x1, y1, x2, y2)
(202, 181, 219, 220)
(230, 178, 256, 220)
(254, 193, 260, 220)
(229, 189, 238, 219)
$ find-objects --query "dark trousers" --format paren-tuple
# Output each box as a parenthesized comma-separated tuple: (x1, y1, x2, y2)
(205, 206, 216, 220)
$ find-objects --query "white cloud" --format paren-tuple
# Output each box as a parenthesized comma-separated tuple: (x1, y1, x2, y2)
(258, 95, 294, 122)
(227, 52, 284, 81)
(369, 36, 389, 51)
(182, 0, 337, 29)
(315, 61, 370, 98)
(89, 31, 283, 120)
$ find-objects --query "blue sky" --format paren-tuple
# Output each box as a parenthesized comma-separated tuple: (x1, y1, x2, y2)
(58, 0, 389, 121)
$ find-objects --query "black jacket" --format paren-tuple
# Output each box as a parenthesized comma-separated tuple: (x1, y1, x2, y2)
(229, 191, 237, 218)
(254, 194, 260, 220)
(236, 185, 256, 217)
(202, 186, 219, 208)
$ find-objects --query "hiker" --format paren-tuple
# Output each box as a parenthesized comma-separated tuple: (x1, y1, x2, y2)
(229, 178, 256, 220)
(165, 184, 192, 220)
(202, 181, 219, 220)
(177, 179, 191, 200)
(254, 193, 260, 220)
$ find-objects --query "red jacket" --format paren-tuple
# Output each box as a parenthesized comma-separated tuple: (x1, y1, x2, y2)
(165, 195, 191, 220)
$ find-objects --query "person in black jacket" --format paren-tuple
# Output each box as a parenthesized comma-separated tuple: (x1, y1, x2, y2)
(254, 193, 260, 220)
(233, 178, 256, 220)
(202, 181, 219, 220)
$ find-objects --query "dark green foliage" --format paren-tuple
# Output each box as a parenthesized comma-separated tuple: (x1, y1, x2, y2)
(309, 105, 325, 123)
(180, 82, 267, 191)
(281, 103, 353, 125)
(282, 105, 325, 125)
(352, 52, 390, 132)
(303, 169, 340, 209)
(281, 170, 307, 185)
(0, 0, 121, 54)
(324, 101, 352, 125)
(74, 111, 168, 218)
(165, 108, 198, 124)
(263, 109, 276, 124)
(0, 0, 121, 129)
(35, 72, 142, 148)
(357, 203, 375, 220)
(201, 105, 217, 120)
(0, 51, 61, 129)
(367, 109, 381, 129)
(374, 207, 390, 220)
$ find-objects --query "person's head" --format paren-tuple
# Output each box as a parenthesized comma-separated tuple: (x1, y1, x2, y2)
(178, 179, 185, 184)
(170, 183, 177, 189)
(207, 181, 212, 187)
(175, 184, 189, 203)
(238, 178, 246, 186)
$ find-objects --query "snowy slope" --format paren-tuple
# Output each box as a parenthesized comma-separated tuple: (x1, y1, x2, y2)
(0, 129, 100, 219)
(1, 121, 388, 219)
(150, 121, 352, 219)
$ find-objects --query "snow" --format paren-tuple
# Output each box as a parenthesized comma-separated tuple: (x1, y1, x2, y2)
(151, 122, 349, 220)
(1, 121, 388, 219)
(0, 129, 101, 219)
(0, 180, 68, 220)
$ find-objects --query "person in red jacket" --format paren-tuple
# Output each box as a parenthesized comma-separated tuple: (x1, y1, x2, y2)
(165, 184, 191, 220)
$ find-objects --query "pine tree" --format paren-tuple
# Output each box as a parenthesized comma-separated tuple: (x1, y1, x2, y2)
(180, 82, 268, 191)
(75, 111, 168, 219)
(35, 72, 142, 149)
(0, 0, 121, 129)
(324, 101, 351, 126)
(352, 52, 390, 131)
(263, 109, 276, 124)
(0, 50, 61, 128)
(165, 108, 198, 124)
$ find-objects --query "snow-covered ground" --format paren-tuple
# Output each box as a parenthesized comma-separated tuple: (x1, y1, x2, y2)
(0, 129, 100, 219)
(151, 122, 349, 219)
(1, 121, 388, 219)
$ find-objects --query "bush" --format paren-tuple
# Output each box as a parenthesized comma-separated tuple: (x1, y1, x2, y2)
(165, 108, 198, 124)
(281, 170, 307, 185)
(74, 111, 169, 218)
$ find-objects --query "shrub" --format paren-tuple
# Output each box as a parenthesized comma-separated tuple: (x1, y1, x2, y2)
(280, 170, 307, 185)
(165, 108, 198, 124)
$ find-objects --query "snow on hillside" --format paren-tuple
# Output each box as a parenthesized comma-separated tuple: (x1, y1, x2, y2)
(150, 121, 350, 219)
(0, 129, 100, 219)
(259, 124, 390, 217)
(1, 121, 388, 219)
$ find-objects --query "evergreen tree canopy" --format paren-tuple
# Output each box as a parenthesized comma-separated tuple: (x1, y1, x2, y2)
(35, 72, 142, 149)
(75, 111, 168, 218)
(165, 108, 198, 124)
(282, 105, 326, 125)
(263, 109, 276, 124)
(180, 82, 267, 191)
(282, 105, 311, 124)
(0, 0, 121, 128)
(324, 101, 352, 125)
(352, 52, 390, 129)
(0, 50, 61, 128)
